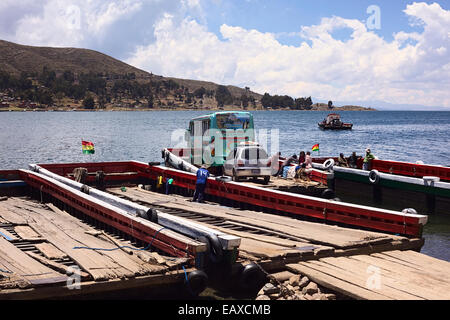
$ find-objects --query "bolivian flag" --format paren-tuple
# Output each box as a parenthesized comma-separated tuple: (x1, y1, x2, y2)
(312, 144, 319, 152)
(82, 140, 95, 154)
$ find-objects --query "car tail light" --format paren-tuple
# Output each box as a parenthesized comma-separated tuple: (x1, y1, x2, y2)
(267, 160, 272, 167)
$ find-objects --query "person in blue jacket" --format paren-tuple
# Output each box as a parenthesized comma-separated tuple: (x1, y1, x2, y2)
(193, 164, 210, 203)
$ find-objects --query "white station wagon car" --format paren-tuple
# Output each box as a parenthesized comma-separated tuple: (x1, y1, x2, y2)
(223, 143, 272, 184)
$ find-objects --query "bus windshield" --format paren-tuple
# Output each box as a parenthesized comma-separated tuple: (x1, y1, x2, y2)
(216, 113, 251, 130)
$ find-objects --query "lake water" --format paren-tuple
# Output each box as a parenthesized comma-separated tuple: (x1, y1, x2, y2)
(1, 110, 449, 261)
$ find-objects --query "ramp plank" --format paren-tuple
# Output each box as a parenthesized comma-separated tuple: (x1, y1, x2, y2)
(0, 237, 67, 287)
(14, 225, 43, 241)
(35, 243, 68, 260)
(110, 187, 405, 250)
(0, 228, 17, 241)
(0, 198, 168, 281)
(286, 262, 392, 300)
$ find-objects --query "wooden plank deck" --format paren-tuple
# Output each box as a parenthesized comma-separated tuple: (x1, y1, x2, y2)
(286, 251, 450, 300)
(109, 187, 424, 268)
(0, 197, 191, 299)
(108, 187, 450, 299)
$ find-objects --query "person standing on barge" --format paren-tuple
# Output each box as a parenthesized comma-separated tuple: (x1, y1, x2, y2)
(363, 148, 376, 171)
(193, 165, 210, 203)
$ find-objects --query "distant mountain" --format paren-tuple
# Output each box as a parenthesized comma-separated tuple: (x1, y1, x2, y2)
(310, 103, 376, 111)
(314, 99, 449, 111)
(0, 40, 149, 77)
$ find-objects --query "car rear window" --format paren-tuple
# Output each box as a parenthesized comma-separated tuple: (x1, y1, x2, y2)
(242, 148, 268, 160)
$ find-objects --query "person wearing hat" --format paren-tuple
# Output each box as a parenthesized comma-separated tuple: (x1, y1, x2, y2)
(363, 148, 375, 171)
(193, 164, 210, 203)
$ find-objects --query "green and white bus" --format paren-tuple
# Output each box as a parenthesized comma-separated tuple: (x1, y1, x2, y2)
(186, 111, 255, 167)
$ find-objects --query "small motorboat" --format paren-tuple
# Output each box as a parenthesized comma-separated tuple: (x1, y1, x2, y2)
(318, 113, 353, 130)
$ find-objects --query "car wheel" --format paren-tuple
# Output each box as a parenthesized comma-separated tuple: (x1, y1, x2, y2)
(263, 176, 270, 185)
(232, 169, 239, 182)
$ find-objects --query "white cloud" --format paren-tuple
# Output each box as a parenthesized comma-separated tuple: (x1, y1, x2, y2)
(127, 2, 450, 108)
(1, 1, 448, 108)
(0, 0, 145, 48)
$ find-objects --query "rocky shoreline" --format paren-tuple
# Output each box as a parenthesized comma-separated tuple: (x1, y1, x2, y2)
(255, 271, 347, 301)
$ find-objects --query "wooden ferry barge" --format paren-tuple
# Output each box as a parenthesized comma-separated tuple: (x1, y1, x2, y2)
(1, 161, 450, 300)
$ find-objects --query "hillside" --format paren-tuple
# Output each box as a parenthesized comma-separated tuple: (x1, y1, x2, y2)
(0, 40, 261, 108)
(0, 40, 149, 78)
(0, 40, 374, 111)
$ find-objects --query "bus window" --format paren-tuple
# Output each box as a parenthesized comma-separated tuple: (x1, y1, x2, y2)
(216, 113, 251, 130)
(202, 120, 210, 135)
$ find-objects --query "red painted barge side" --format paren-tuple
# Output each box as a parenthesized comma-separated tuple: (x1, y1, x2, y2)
(141, 164, 426, 238)
(36, 161, 426, 237)
(371, 159, 450, 182)
(312, 156, 450, 182)
(10, 169, 201, 264)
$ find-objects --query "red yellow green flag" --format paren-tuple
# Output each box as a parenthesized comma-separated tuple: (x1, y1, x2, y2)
(312, 144, 319, 152)
(82, 140, 95, 154)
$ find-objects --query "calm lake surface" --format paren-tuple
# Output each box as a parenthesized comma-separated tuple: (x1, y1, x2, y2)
(1, 110, 449, 261)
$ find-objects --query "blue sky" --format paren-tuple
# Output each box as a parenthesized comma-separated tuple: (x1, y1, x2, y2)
(1, 0, 449, 109)
(202, 0, 444, 44)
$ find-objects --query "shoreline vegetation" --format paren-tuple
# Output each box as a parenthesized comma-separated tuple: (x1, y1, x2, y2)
(0, 105, 376, 112)
(0, 66, 376, 112)
(0, 40, 376, 113)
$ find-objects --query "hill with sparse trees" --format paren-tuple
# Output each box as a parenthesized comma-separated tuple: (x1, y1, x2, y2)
(0, 39, 374, 111)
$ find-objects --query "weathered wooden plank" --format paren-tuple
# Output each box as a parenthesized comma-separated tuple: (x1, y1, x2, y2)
(0, 228, 17, 241)
(348, 254, 450, 299)
(0, 198, 167, 280)
(0, 206, 28, 225)
(238, 237, 301, 259)
(35, 243, 68, 260)
(14, 226, 43, 241)
(372, 252, 450, 281)
(317, 257, 425, 300)
(110, 187, 406, 250)
(286, 262, 392, 300)
(0, 268, 191, 300)
(0, 237, 67, 287)
(382, 250, 450, 276)
(350, 253, 450, 286)
(25, 251, 90, 280)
